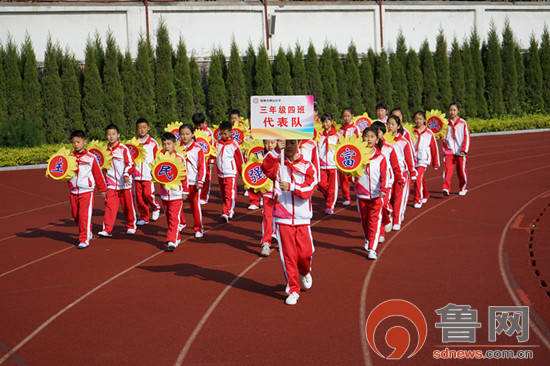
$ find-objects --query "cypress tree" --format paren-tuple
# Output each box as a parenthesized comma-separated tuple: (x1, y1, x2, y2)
(319, 45, 338, 117)
(0, 46, 7, 143)
(20, 35, 44, 145)
(42, 39, 66, 143)
(255, 44, 273, 95)
(94, 33, 105, 80)
(525, 35, 544, 113)
(395, 32, 408, 69)
(406, 49, 423, 114)
(540, 27, 550, 113)
(103, 32, 125, 128)
(485, 24, 505, 116)
(419, 41, 438, 110)
(190, 57, 206, 113)
(4, 38, 24, 145)
(389, 52, 409, 119)
(272, 47, 293, 95)
(462, 40, 477, 117)
(501, 20, 519, 114)
(135, 36, 156, 126)
(359, 55, 376, 115)
(332, 47, 349, 112)
(286, 48, 295, 88)
(291, 44, 308, 95)
(207, 49, 228, 123)
(305, 43, 324, 111)
(346, 43, 364, 114)
(449, 38, 465, 110)
(61, 52, 85, 133)
(121, 51, 138, 135)
(174, 39, 194, 121)
(82, 40, 106, 139)
(367, 49, 376, 77)
(469, 29, 488, 117)
(155, 22, 177, 126)
(515, 45, 527, 112)
(434, 31, 452, 111)
(376, 50, 393, 108)
(226, 40, 247, 113)
(243, 43, 256, 104)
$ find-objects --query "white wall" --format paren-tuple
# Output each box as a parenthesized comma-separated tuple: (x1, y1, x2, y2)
(0, 2, 549, 62)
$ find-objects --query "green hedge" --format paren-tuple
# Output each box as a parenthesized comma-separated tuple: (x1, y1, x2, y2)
(1, 115, 550, 167)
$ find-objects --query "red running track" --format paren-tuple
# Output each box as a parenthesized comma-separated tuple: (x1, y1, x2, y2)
(0, 132, 549, 365)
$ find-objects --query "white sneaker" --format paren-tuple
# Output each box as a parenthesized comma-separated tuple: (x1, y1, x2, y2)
(458, 189, 468, 196)
(136, 219, 148, 226)
(421, 198, 428, 204)
(166, 242, 177, 252)
(88, 232, 93, 241)
(367, 249, 378, 260)
(379, 235, 385, 243)
(364, 240, 370, 251)
(342, 200, 351, 206)
(260, 243, 271, 257)
(384, 221, 393, 233)
(178, 224, 186, 232)
(285, 292, 300, 305)
(300, 273, 313, 290)
(248, 204, 260, 210)
(194, 231, 204, 238)
(126, 228, 136, 235)
(229, 212, 234, 219)
(324, 208, 334, 215)
(414, 203, 422, 209)
(244, 191, 249, 197)
(151, 210, 160, 221)
(77, 242, 89, 249)
(392, 224, 401, 231)
(221, 214, 229, 223)
(442, 189, 450, 196)
(199, 199, 207, 205)
(97, 230, 112, 238)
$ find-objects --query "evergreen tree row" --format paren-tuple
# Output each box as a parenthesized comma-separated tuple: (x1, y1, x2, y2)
(1, 21, 549, 146)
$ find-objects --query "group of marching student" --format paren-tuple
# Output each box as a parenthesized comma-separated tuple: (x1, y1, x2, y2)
(64, 100, 470, 306)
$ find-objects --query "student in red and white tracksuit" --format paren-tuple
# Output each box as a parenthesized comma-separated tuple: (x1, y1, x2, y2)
(317, 114, 339, 214)
(216, 122, 244, 221)
(193, 112, 215, 204)
(68, 130, 107, 249)
(299, 138, 320, 181)
(338, 108, 360, 205)
(413, 111, 440, 208)
(99, 124, 137, 236)
(158, 133, 189, 251)
(387, 116, 417, 230)
(134, 118, 161, 225)
(370, 121, 403, 242)
(261, 140, 318, 305)
(356, 127, 388, 260)
(442, 103, 470, 196)
(179, 124, 206, 237)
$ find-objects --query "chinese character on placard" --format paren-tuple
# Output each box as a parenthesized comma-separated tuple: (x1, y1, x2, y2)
(488, 306, 529, 343)
(277, 117, 289, 127)
(263, 116, 274, 127)
(340, 147, 357, 168)
(297, 105, 305, 114)
(291, 117, 302, 127)
(435, 303, 482, 343)
(269, 106, 276, 114)
(278, 106, 286, 114)
(288, 106, 296, 114)
(260, 106, 267, 114)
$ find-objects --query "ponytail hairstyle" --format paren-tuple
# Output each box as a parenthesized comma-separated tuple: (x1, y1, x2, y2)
(388, 114, 404, 135)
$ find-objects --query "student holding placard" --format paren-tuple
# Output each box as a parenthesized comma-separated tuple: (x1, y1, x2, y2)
(338, 108, 360, 206)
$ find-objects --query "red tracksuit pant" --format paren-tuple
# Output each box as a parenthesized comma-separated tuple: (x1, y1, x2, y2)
(379, 189, 393, 237)
(276, 223, 314, 294)
(134, 180, 160, 221)
(248, 189, 261, 206)
(70, 191, 94, 244)
(391, 177, 409, 226)
(358, 197, 383, 251)
(261, 196, 274, 244)
(102, 188, 136, 233)
(218, 176, 237, 216)
(180, 185, 203, 233)
(414, 166, 430, 204)
(200, 163, 213, 202)
(339, 171, 352, 202)
(318, 168, 338, 210)
(163, 199, 183, 243)
(442, 154, 468, 192)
